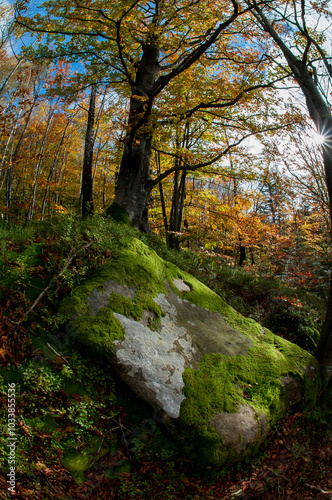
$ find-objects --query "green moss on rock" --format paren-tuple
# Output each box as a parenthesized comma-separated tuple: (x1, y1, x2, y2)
(59, 239, 176, 358)
(179, 339, 319, 465)
(58, 236, 321, 467)
(62, 450, 93, 473)
(62, 435, 111, 481)
(65, 307, 126, 359)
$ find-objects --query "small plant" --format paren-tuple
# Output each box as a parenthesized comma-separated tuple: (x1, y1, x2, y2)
(21, 362, 63, 395)
(67, 397, 103, 431)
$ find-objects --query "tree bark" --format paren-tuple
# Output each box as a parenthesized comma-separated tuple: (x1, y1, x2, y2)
(315, 270, 332, 376)
(168, 170, 187, 250)
(251, 3, 332, 375)
(239, 237, 246, 266)
(111, 135, 153, 231)
(159, 180, 169, 234)
(81, 83, 97, 218)
(107, 43, 160, 231)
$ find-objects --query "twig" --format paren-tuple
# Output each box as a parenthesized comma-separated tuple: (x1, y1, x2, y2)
(119, 418, 132, 460)
(304, 484, 332, 496)
(46, 343, 71, 367)
(17, 242, 92, 325)
(111, 417, 132, 434)
(47, 340, 84, 382)
(89, 436, 105, 469)
(267, 468, 291, 482)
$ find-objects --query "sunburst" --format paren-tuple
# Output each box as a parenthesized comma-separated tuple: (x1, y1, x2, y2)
(312, 122, 332, 148)
(312, 131, 326, 145)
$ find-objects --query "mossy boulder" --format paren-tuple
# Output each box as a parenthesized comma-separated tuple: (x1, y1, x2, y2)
(59, 238, 321, 466)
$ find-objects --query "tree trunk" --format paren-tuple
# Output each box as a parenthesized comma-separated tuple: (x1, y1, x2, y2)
(315, 269, 332, 377)
(293, 80, 332, 375)
(81, 84, 97, 218)
(27, 106, 54, 222)
(249, 247, 255, 265)
(238, 235, 246, 266)
(167, 170, 187, 250)
(107, 43, 160, 232)
(5, 109, 23, 222)
(164, 123, 190, 248)
(250, 3, 332, 376)
(111, 135, 153, 231)
(159, 180, 169, 234)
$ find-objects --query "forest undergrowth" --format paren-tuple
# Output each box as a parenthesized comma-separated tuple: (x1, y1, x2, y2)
(0, 214, 331, 499)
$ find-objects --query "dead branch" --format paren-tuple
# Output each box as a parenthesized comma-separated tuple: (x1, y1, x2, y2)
(304, 484, 332, 496)
(17, 242, 92, 325)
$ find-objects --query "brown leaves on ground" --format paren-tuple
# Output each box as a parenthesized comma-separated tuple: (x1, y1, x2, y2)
(1, 410, 332, 500)
(0, 236, 330, 499)
(0, 289, 35, 366)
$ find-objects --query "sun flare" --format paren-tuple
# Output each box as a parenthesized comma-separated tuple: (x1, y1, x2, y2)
(312, 131, 326, 145)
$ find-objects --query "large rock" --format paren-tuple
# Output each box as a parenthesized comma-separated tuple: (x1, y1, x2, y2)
(60, 238, 320, 466)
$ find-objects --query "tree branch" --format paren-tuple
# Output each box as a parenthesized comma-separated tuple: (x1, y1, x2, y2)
(17, 242, 92, 325)
(151, 122, 293, 187)
(152, 0, 240, 96)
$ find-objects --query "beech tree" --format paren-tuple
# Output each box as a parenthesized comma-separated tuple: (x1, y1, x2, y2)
(245, 0, 332, 375)
(16, 0, 290, 230)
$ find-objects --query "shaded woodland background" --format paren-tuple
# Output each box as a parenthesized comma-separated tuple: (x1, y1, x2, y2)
(1, 1, 332, 497)
(0, 48, 331, 297)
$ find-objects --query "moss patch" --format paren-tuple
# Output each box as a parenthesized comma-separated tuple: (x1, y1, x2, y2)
(179, 342, 319, 465)
(24, 415, 59, 433)
(61, 434, 112, 485)
(0, 242, 46, 300)
(59, 239, 178, 357)
(59, 236, 321, 466)
(105, 202, 131, 225)
(65, 307, 126, 360)
(62, 450, 93, 480)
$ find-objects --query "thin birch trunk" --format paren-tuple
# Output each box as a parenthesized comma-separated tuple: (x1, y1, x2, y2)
(27, 106, 54, 221)
(41, 113, 75, 218)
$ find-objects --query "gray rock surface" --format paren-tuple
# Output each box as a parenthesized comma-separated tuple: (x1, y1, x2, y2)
(113, 312, 195, 418)
(85, 280, 135, 315)
(210, 405, 270, 454)
(173, 278, 191, 292)
(280, 376, 302, 408)
(112, 285, 253, 418)
(60, 239, 320, 466)
(154, 286, 253, 359)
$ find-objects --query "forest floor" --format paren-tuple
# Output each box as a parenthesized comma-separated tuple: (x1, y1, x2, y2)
(1, 401, 332, 499)
(0, 217, 331, 499)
